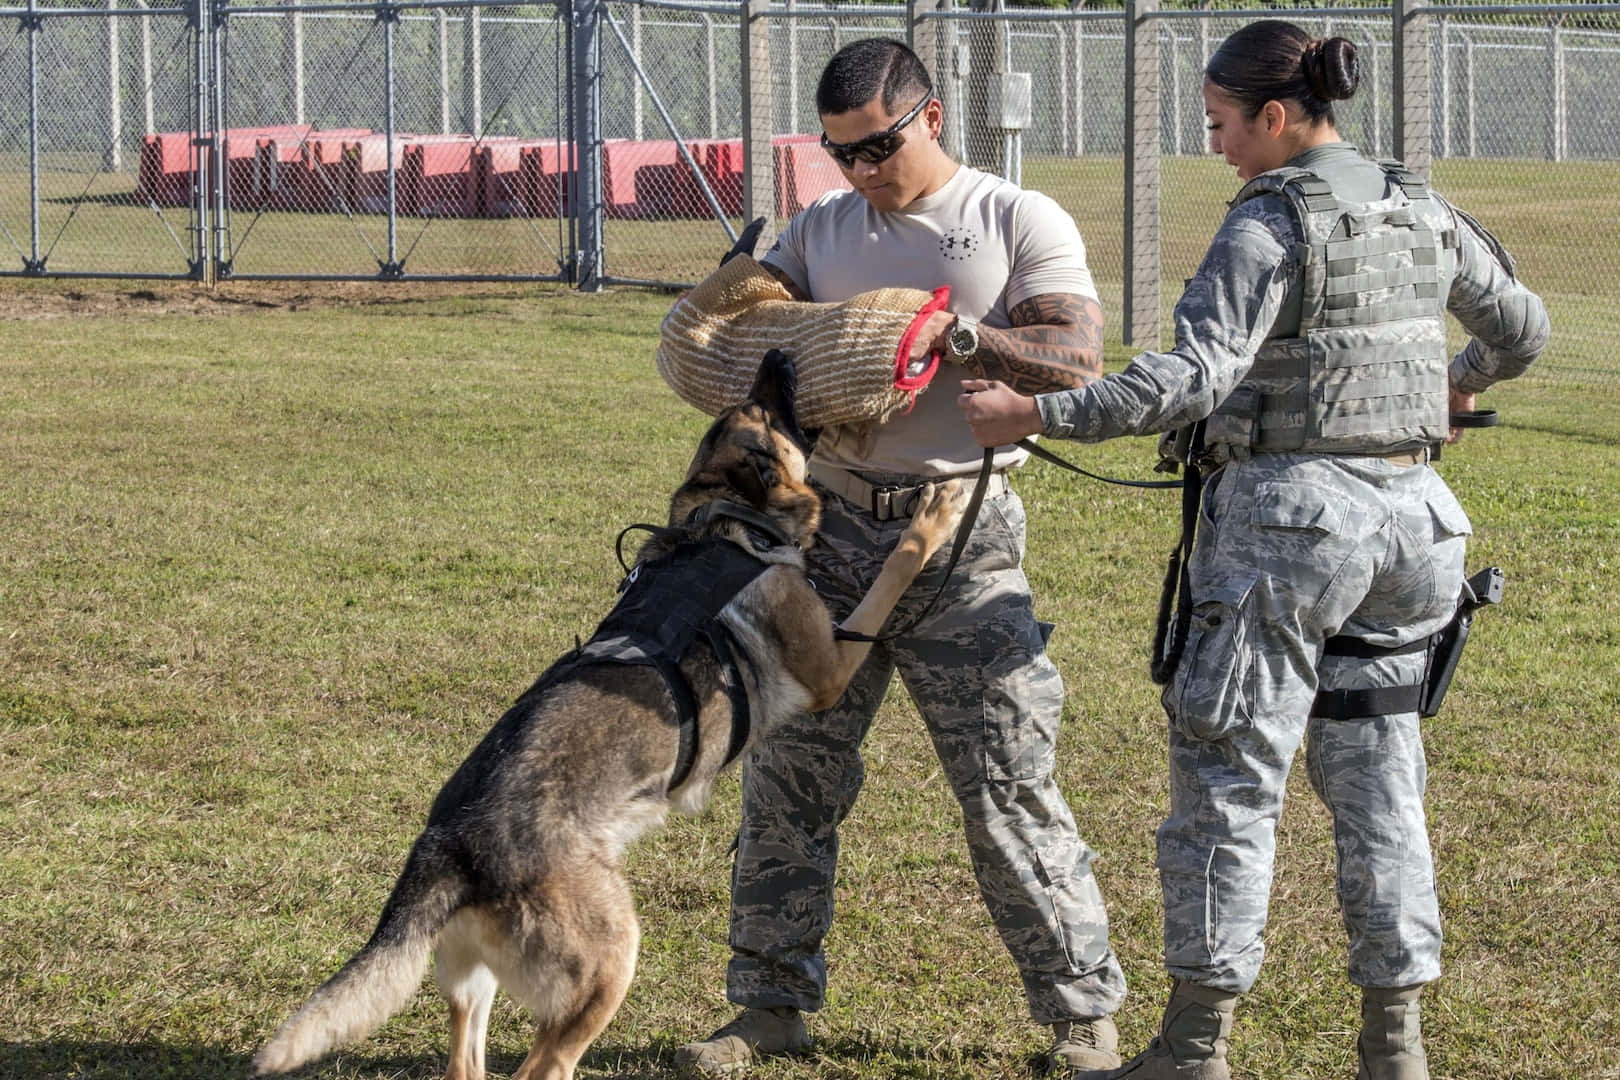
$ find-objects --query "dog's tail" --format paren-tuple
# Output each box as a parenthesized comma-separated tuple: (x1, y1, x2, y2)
(252, 836, 467, 1075)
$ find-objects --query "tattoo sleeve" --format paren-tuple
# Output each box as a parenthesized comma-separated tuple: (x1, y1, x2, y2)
(967, 292, 1105, 394)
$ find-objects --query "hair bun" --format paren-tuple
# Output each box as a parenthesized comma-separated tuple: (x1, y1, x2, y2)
(1301, 36, 1360, 101)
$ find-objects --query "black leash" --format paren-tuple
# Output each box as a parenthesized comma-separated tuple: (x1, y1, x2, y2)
(833, 448, 995, 644)
(1006, 435, 1193, 682)
(1014, 437, 1184, 489)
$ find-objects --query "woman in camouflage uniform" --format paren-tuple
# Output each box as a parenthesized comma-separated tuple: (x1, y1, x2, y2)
(957, 19, 1548, 1080)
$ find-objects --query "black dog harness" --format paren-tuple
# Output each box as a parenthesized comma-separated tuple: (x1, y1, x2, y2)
(518, 503, 792, 793)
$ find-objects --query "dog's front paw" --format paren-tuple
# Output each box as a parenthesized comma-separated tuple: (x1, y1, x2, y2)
(903, 478, 973, 560)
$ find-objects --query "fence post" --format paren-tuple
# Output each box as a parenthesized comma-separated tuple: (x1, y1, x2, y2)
(437, 9, 450, 133)
(139, 0, 153, 136)
(1123, 0, 1159, 348)
(909, 0, 942, 104)
(284, 0, 304, 126)
(787, 0, 798, 133)
(572, 0, 604, 289)
(742, 0, 775, 252)
(24, 0, 41, 271)
(205, 0, 225, 281)
(1465, 32, 1475, 157)
(462, 5, 482, 135)
(1547, 15, 1567, 162)
(1391, 0, 1431, 178)
(966, 0, 1005, 170)
(703, 13, 717, 139)
(1069, 0, 1086, 156)
(106, 0, 122, 172)
(631, 3, 644, 140)
(1438, 15, 1449, 159)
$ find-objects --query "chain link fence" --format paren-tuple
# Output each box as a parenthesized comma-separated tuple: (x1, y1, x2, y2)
(0, 0, 1615, 385)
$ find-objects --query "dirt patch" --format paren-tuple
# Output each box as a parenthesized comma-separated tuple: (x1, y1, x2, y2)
(0, 278, 551, 320)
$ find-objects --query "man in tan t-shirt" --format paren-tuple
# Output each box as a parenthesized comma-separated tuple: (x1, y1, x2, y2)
(674, 38, 1127, 1076)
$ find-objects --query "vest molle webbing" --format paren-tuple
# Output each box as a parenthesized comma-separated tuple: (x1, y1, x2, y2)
(1204, 162, 1456, 458)
(518, 537, 768, 792)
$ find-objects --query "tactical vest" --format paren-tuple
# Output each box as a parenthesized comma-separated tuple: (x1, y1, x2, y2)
(517, 536, 770, 792)
(1202, 161, 1457, 459)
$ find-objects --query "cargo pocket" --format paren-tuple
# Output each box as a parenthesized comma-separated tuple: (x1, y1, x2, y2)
(1165, 571, 1260, 742)
(1426, 490, 1473, 545)
(977, 610, 1061, 783)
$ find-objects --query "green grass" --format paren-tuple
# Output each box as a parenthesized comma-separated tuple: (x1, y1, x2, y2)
(1, 278, 1618, 1080)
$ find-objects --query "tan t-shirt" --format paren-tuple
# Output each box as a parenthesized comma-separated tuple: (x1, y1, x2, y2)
(761, 163, 1097, 478)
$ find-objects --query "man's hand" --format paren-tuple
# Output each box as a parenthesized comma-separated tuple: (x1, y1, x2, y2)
(1447, 385, 1475, 445)
(909, 310, 958, 368)
(957, 379, 1045, 447)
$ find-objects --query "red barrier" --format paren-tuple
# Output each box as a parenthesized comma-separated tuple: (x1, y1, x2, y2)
(135, 130, 845, 220)
(602, 138, 682, 218)
(338, 134, 480, 215)
(400, 137, 484, 217)
(476, 139, 552, 218)
(774, 139, 850, 216)
(221, 125, 312, 206)
(520, 142, 576, 218)
(137, 132, 194, 206)
(252, 129, 370, 212)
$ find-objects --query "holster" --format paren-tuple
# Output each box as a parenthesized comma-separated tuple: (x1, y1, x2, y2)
(1419, 565, 1505, 718)
(1312, 566, 1505, 720)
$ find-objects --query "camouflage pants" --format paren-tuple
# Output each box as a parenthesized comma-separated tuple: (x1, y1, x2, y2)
(1159, 452, 1470, 993)
(726, 481, 1127, 1023)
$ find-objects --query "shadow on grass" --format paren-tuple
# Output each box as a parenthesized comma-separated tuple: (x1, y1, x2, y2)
(0, 1041, 257, 1080)
(0, 1035, 1041, 1079)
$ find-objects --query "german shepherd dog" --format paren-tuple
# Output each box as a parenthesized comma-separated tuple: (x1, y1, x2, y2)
(253, 350, 968, 1080)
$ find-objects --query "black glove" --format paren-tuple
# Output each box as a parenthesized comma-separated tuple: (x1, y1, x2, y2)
(719, 216, 767, 267)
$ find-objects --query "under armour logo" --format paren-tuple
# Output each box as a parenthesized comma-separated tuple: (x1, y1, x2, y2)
(939, 227, 980, 261)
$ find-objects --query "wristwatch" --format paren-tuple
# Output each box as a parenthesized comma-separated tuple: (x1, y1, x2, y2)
(946, 314, 979, 359)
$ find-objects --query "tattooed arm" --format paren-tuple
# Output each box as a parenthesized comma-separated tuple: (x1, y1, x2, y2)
(964, 292, 1105, 394)
(761, 260, 813, 302)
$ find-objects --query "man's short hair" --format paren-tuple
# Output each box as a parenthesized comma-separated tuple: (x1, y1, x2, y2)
(815, 38, 932, 117)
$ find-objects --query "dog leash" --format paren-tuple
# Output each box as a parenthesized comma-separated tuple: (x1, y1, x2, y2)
(1014, 437, 1184, 489)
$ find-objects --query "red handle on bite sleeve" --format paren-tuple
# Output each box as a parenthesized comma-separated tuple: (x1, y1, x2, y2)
(893, 285, 951, 394)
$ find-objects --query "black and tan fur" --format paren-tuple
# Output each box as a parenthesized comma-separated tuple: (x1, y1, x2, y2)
(253, 351, 967, 1080)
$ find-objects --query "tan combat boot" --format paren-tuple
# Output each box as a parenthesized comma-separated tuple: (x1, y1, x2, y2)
(672, 1006, 810, 1075)
(1072, 980, 1237, 1080)
(1047, 1015, 1122, 1073)
(1357, 984, 1428, 1080)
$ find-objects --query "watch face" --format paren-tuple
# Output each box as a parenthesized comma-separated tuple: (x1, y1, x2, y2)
(949, 325, 976, 356)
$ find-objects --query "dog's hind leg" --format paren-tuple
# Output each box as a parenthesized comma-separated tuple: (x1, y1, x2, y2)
(509, 882, 640, 1080)
(438, 911, 499, 1080)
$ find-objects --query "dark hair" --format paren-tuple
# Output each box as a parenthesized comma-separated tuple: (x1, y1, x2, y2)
(1205, 19, 1359, 126)
(816, 37, 932, 117)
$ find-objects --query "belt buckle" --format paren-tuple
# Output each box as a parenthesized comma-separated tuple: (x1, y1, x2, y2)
(870, 483, 923, 522)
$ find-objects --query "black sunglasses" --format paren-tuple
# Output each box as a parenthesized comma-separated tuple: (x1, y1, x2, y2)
(820, 93, 933, 169)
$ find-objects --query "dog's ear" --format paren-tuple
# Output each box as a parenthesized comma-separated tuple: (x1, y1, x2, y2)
(749, 350, 816, 456)
(719, 216, 768, 267)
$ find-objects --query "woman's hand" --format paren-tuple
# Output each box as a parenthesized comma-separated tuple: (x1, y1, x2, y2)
(1447, 385, 1476, 444)
(957, 379, 1045, 448)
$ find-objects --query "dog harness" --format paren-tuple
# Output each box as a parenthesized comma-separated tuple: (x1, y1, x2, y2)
(517, 510, 788, 793)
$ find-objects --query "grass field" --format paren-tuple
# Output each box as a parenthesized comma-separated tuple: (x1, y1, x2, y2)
(1, 277, 1616, 1079)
